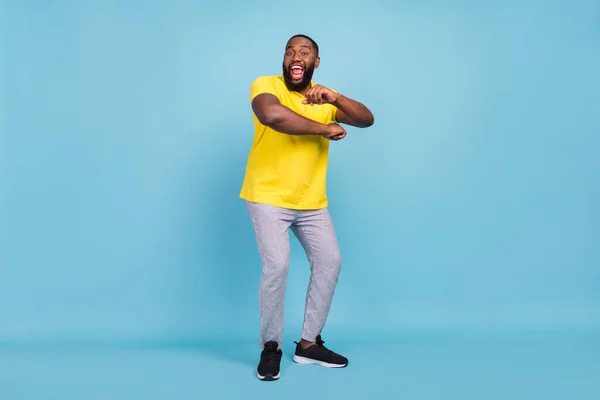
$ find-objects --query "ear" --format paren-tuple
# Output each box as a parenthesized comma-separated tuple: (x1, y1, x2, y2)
(314, 56, 320, 68)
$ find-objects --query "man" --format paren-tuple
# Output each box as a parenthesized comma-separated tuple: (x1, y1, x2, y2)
(239, 34, 374, 381)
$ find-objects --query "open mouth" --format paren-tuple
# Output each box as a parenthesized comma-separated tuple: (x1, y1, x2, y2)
(290, 65, 304, 80)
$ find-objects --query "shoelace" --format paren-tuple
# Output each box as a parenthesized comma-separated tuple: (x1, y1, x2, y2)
(316, 337, 341, 358)
(294, 337, 338, 357)
(263, 351, 280, 364)
(316, 344, 337, 357)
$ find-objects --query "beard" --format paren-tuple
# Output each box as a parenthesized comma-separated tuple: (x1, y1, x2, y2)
(282, 62, 315, 92)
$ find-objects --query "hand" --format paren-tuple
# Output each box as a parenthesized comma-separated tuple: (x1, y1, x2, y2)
(321, 123, 347, 141)
(302, 84, 338, 105)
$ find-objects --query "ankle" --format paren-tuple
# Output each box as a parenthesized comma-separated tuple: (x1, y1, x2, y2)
(300, 339, 315, 350)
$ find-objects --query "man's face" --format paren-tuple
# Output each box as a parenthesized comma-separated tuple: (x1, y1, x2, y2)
(282, 37, 320, 92)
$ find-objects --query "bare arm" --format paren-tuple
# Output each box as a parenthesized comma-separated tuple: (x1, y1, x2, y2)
(333, 94, 375, 128)
(252, 93, 329, 136)
(303, 85, 374, 128)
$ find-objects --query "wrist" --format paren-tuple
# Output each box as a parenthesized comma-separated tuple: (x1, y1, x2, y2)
(331, 93, 344, 107)
(317, 123, 330, 136)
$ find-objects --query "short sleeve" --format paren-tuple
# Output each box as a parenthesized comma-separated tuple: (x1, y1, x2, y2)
(327, 104, 338, 123)
(250, 76, 279, 101)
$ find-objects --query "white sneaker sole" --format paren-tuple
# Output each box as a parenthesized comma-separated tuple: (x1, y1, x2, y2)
(293, 355, 347, 368)
(257, 371, 280, 380)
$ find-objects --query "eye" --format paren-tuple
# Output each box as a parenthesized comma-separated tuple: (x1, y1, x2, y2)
(301, 52, 308, 56)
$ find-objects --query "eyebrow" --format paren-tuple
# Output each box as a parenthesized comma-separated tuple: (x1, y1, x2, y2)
(286, 45, 311, 50)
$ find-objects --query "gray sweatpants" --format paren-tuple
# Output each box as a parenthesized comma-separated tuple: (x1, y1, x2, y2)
(246, 201, 342, 349)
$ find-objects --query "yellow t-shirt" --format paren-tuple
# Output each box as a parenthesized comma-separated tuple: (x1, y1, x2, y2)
(239, 74, 338, 210)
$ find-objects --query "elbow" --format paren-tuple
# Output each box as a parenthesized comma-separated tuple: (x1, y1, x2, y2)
(360, 113, 375, 128)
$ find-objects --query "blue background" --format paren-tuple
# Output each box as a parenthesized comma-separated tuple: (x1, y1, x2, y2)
(1, 0, 599, 399)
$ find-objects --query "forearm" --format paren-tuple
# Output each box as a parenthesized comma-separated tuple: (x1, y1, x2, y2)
(333, 94, 374, 127)
(264, 104, 328, 136)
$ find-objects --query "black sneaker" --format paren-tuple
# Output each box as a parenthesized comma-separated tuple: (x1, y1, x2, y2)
(293, 335, 348, 368)
(257, 341, 282, 381)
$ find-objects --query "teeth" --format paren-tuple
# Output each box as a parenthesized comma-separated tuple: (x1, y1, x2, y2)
(291, 66, 303, 70)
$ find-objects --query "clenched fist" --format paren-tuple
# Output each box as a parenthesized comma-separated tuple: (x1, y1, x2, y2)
(302, 84, 338, 106)
(321, 123, 347, 141)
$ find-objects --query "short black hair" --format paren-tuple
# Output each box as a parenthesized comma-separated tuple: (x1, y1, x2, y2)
(287, 34, 319, 56)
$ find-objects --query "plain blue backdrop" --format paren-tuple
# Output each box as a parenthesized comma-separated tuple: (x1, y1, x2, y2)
(1, 3, 599, 397)
(2, 0, 599, 343)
